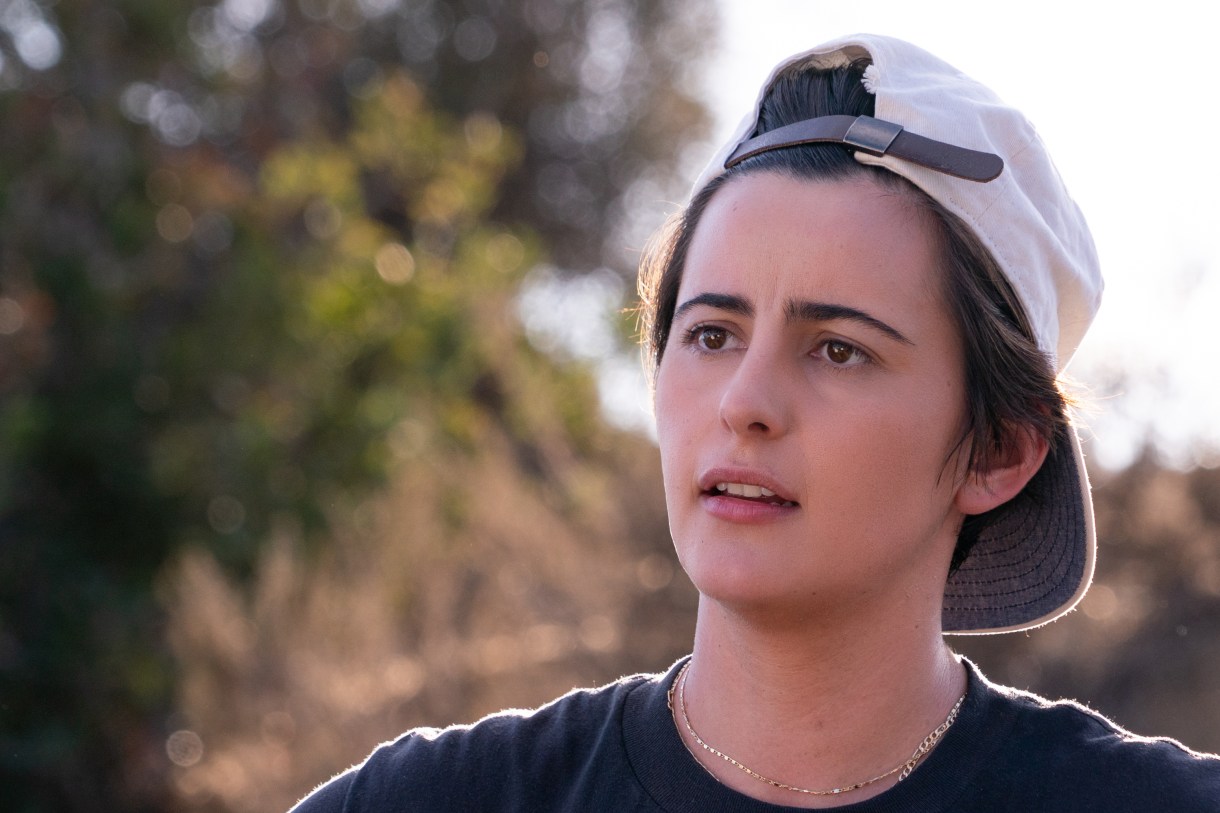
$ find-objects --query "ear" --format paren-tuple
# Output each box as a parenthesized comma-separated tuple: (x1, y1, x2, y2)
(954, 424, 1049, 516)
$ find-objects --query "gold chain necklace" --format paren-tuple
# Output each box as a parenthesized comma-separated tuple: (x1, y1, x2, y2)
(667, 660, 966, 798)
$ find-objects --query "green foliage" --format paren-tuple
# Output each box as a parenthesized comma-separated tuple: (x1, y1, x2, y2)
(0, 1, 714, 810)
(143, 71, 535, 567)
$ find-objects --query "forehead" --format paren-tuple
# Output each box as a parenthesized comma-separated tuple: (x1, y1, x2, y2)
(679, 172, 947, 322)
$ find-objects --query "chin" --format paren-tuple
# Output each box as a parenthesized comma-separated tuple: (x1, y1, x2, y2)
(685, 558, 830, 623)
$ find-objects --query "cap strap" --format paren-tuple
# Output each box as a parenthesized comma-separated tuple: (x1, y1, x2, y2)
(724, 114, 1004, 182)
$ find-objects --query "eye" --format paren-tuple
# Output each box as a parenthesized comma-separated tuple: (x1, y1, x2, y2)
(818, 339, 869, 367)
(685, 324, 731, 351)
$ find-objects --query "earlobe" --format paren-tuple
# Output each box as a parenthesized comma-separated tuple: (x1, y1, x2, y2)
(954, 426, 1050, 516)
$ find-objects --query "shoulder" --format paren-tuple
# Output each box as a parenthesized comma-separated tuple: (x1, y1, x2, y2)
(983, 677, 1220, 811)
(290, 668, 665, 813)
(378, 669, 646, 771)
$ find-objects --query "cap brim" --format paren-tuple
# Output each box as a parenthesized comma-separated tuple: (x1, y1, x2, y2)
(942, 420, 1096, 634)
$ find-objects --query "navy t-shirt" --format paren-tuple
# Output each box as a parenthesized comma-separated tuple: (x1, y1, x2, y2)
(292, 658, 1220, 811)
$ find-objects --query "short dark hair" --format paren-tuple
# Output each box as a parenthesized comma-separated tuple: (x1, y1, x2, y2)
(637, 59, 1069, 572)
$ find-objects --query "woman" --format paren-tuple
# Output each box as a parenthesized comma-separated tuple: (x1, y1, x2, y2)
(294, 34, 1220, 811)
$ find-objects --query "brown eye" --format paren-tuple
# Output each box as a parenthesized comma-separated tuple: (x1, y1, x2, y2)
(824, 340, 858, 365)
(697, 326, 729, 350)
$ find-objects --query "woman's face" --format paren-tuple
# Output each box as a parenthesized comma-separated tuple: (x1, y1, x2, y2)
(654, 172, 971, 621)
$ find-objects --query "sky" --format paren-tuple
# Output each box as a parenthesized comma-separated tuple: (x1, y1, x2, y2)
(690, 0, 1220, 470)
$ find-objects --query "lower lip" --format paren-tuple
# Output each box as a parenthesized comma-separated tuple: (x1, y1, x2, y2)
(700, 493, 798, 524)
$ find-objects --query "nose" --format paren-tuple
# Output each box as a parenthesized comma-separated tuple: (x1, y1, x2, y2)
(717, 344, 790, 438)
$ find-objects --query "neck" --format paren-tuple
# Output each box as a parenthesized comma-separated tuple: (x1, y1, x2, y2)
(678, 596, 965, 808)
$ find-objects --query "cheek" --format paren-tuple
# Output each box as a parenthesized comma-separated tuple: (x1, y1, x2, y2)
(652, 342, 709, 431)
(652, 361, 689, 484)
(836, 380, 966, 505)
(652, 353, 717, 528)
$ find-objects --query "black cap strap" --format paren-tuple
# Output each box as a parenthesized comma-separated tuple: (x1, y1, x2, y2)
(725, 114, 1004, 183)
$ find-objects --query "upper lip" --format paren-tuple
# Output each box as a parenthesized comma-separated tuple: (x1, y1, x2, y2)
(697, 466, 798, 504)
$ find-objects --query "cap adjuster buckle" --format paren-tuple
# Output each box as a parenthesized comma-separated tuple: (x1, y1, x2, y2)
(843, 116, 903, 155)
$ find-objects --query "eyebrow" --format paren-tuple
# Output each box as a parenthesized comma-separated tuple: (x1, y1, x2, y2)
(786, 300, 913, 346)
(673, 292, 753, 321)
(673, 292, 913, 346)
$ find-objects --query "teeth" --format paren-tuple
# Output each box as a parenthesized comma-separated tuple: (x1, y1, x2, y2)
(715, 482, 778, 499)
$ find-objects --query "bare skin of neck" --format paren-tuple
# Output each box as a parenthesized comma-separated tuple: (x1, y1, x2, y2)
(674, 587, 966, 809)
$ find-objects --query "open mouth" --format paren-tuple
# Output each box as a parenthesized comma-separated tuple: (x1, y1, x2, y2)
(708, 482, 798, 507)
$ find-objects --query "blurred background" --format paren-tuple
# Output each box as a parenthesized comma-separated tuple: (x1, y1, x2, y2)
(1, 1, 1217, 811)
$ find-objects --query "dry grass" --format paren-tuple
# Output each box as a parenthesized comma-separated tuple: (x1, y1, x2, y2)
(160, 442, 1220, 811)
